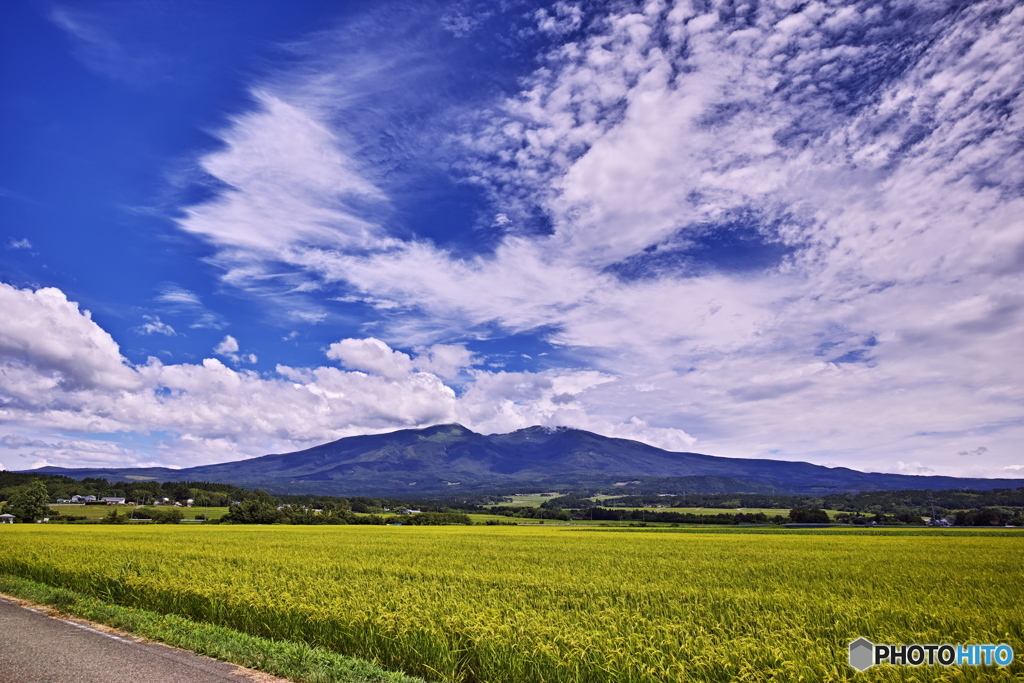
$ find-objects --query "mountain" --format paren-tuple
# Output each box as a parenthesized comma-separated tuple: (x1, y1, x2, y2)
(25, 424, 1024, 496)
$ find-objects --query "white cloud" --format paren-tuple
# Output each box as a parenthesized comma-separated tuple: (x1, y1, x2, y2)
(155, 284, 226, 330)
(157, 285, 202, 306)
(22, 437, 151, 468)
(326, 338, 414, 380)
(0, 283, 140, 391)
(179, 90, 389, 267)
(0, 436, 50, 449)
(0, 282, 702, 468)
(213, 335, 256, 365)
(7, 238, 31, 249)
(136, 315, 176, 336)
(413, 344, 476, 379)
(0, 286, 458, 464)
(117, 0, 1024, 475)
(890, 461, 936, 475)
(48, 6, 174, 86)
(535, 2, 583, 36)
(214, 335, 239, 355)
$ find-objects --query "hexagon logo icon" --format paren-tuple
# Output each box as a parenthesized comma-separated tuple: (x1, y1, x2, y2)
(849, 638, 875, 671)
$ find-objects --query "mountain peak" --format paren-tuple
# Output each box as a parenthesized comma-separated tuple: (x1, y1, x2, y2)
(509, 425, 571, 436)
(420, 423, 475, 436)
(22, 423, 1024, 496)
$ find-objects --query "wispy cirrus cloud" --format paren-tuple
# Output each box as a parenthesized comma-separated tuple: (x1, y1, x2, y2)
(48, 5, 177, 87)
(156, 285, 202, 307)
(8, 0, 1019, 477)
(155, 0, 1024, 476)
(154, 284, 226, 329)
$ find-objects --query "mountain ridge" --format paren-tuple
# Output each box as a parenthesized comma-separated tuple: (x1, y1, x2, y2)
(24, 423, 1024, 496)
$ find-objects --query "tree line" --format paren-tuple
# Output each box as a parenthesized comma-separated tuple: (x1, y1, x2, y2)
(3, 472, 1023, 526)
(218, 499, 470, 526)
(0, 471, 263, 508)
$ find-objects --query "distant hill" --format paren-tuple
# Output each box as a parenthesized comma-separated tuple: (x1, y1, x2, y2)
(25, 424, 1024, 496)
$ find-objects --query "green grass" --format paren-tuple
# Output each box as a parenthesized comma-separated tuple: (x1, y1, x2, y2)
(482, 492, 561, 507)
(607, 506, 844, 518)
(465, 513, 523, 523)
(50, 505, 230, 521)
(0, 574, 423, 683)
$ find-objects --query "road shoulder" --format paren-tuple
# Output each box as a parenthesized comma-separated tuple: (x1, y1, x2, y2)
(0, 593, 289, 683)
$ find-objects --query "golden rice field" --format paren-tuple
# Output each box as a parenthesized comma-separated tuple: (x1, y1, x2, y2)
(0, 525, 1021, 682)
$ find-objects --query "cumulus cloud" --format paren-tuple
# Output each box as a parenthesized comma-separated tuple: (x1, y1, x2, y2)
(413, 344, 476, 379)
(0, 283, 140, 391)
(0, 282, 702, 468)
(7, 238, 31, 249)
(891, 461, 936, 475)
(326, 338, 414, 380)
(213, 335, 257, 365)
(214, 335, 239, 355)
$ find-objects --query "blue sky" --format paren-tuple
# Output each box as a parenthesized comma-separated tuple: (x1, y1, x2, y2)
(1, 0, 1022, 477)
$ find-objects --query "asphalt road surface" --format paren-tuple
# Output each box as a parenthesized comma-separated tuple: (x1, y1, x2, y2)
(0, 596, 283, 683)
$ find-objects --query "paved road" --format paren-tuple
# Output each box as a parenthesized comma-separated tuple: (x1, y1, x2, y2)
(0, 596, 282, 683)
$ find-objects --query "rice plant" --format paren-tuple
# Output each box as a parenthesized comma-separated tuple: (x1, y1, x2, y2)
(0, 525, 1020, 682)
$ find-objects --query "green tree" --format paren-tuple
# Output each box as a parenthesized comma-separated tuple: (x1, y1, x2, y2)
(104, 507, 127, 524)
(222, 499, 281, 524)
(2, 480, 52, 522)
(788, 507, 830, 524)
(152, 508, 183, 524)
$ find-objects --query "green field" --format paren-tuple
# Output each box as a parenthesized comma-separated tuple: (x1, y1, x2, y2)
(0, 525, 1020, 682)
(360, 512, 642, 526)
(610, 506, 844, 518)
(49, 504, 230, 521)
(483, 492, 562, 507)
(464, 513, 655, 526)
(46, 505, 836, 525)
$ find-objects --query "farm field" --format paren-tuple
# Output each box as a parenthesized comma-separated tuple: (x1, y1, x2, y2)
(607, 506, 846, 519)
(0, 525, 1021, 682)
(483, 492, 562, 507)
(355, 511, 664, 526)
(464, 514, 666, 526)
(50, 504, 230, 521)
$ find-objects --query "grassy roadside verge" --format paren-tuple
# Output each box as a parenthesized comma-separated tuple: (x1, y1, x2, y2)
(0, 574, 426, 683)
